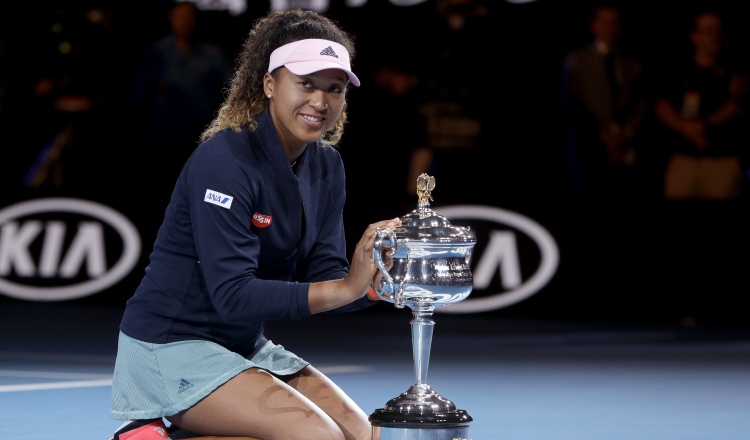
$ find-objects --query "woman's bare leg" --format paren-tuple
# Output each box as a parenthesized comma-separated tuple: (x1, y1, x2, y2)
(166, 368, 345, 440)
(282, 366, 371, 440)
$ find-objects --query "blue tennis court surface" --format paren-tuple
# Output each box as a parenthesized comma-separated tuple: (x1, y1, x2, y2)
(2, 302, 750, 439)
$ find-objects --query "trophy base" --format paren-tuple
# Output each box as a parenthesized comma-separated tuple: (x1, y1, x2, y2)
(369, 408, 472, 440)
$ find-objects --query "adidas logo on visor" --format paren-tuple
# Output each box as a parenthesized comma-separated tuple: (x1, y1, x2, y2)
(320, 46, 338, 58)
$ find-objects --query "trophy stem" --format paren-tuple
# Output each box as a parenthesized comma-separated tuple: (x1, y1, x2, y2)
(411, 303, 434, 387)
(369, 300, 473, 439)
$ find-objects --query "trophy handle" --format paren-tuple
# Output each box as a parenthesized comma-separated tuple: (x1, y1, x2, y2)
(373, 228, 403, 308)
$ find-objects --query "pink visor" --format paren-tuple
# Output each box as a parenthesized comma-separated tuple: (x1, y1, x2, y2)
(268, 39, 360, 87)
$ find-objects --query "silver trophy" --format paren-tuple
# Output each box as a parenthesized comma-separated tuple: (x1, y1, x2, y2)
(369, 174, 477, 440)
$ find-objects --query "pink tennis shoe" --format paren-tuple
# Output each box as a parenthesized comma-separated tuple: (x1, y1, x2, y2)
(109, 419, 170, 440)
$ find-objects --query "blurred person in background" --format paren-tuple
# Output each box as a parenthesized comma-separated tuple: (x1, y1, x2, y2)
(15, 5, 120, 191)
(404, 0, 493, 204)
(561, 3, 646, 199)
(652, 9, 749, 200)
(0, 31, 8, 127)
(132, 1, 234, 198)
(649, 9, 749, 326)
(339, 0, 428, 218)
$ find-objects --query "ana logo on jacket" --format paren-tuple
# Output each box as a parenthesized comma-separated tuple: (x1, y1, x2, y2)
(204, 189, 233, 209)
(252, 212, 272, 228)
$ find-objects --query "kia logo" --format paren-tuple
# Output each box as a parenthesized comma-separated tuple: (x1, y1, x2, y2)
(433, 205, 559, 314)
(0, 198, 141, 301)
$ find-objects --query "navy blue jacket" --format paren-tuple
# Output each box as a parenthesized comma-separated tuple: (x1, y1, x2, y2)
(120, 108, 372, 357)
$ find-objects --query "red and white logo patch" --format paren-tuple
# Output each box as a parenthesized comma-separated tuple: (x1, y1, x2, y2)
(252, 212, 272, 228)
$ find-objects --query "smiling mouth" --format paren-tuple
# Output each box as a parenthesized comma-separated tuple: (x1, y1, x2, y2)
(302, 114, 323, 123)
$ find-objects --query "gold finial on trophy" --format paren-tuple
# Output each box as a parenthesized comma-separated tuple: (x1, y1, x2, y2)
(416, 173, 436, 206)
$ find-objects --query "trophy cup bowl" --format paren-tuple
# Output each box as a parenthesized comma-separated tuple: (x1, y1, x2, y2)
(369, 174, 477, 440)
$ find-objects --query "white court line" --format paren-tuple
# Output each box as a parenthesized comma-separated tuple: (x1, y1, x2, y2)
(0, 369, 113, 393)
(0, 351, 114, 363)
(0, 379, 113, 393)
(0, 365, 372, 393)
(0, 369, 112, 380)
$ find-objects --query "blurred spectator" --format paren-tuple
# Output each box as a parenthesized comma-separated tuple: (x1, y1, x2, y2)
(404, 0, 494, 203)
(339, 0, 428, 213)
(0, 33, 7, 123)
(561, 3, 646, 199)
(342, 60, 425, 215)
(18, 6, 119, 191)
(648, 9, 750, 326)
(652, 9, 749, 200)
(132, 1, 233, 195)
(0, 28, 18, 190)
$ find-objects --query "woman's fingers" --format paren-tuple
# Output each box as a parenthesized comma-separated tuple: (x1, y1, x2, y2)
(348, 217, 401, 295)
(358, 217, 401, 256)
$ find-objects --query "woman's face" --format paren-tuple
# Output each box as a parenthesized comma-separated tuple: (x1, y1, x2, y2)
(265, 67, 348, 155)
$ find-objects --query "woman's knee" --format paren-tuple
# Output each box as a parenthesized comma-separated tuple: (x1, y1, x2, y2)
(167, 369, 349, 440)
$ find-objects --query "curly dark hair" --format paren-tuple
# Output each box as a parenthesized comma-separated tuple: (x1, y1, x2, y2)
(200, 8, 357, 146)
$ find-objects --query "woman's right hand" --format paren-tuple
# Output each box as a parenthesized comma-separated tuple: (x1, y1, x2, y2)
(346, 217, 401, 300)
(307, 217, 401, 314)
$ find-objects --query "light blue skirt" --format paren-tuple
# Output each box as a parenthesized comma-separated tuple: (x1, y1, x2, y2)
(110, 332, 309, 421)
